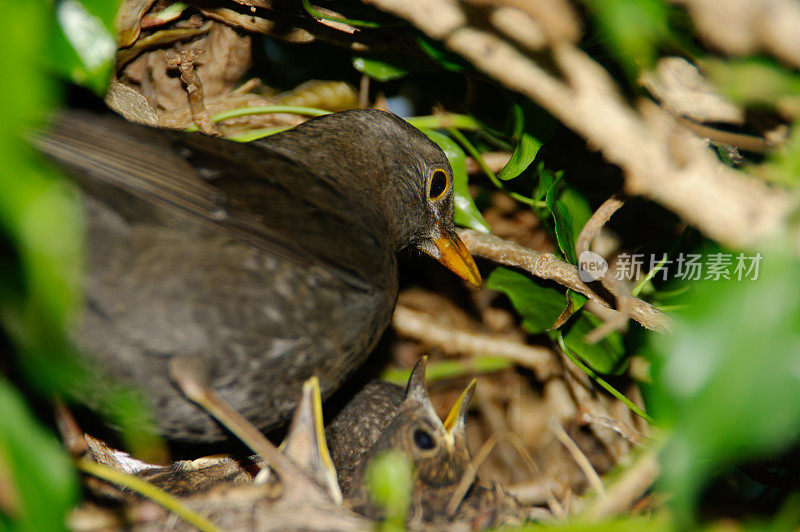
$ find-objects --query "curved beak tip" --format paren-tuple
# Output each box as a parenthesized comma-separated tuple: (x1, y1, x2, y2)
(430, 229, 482, 287)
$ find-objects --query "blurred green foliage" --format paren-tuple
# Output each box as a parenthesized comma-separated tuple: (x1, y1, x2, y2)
(646, 244, 800, 520)
(0, 3, 85, 529)
(583, 0, 673, 78)
(367, 451, 413, 532)
(0, 2, 164, 529)
(703, 57, 800, 112)
(0, 379, 79, 532)
(48, 0, 117, 94)
(753, 123, 800, 188)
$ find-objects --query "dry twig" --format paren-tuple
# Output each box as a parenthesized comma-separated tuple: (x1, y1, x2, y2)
(457, 229, 672, 333)
(579, 449, 660, 520)
(446, 431, 564, 519)
(579, 412, 647, 447)
(575, 193, 627, 257)
(392, 304, 560, 379)
(561, 358, 632, 461)
(166, 49, 219, 135)
(575, 193, 635, 343)
(549, 419, 605, 497)
(367, 0, 797, 249)
(678, 0, 800, 71)
(465, 151, 511, 175)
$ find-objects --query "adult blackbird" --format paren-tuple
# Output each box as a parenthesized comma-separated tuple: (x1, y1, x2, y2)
(34, 108, 481, 442)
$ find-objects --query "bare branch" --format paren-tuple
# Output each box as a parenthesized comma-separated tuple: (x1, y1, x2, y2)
(549, 419, 605, 496)
(576, 192, 626, 258)
(166, 49, 219, 136)
(579, 412, 648, 447)
(579, 449, 660, 520)
(458, 229, 672, 333)
(367, 0, 798, 249)
(392, 304, 560, 379)
(678, 0, 800, 71)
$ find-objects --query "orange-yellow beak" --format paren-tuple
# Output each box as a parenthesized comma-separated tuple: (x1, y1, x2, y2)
(427, 224, 482, 287)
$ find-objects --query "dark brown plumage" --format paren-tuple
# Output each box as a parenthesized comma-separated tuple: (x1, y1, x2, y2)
(32, 108, 480, 442)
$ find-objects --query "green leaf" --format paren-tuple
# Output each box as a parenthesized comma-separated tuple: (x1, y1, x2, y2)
(560, 311, 627, 375)
(0, 377, 79, 531)
(703, 56, 800, 110)
(545, 179, 578, 264)
(352, 56, 409, 82)
(567, 289, 588, 313)
(533, 162, 556, 202)
(551, 289, 589, 328)
(487, 268, 626, 373)
(380, 356, 512, 385)
(647, 246, 800, 520)
(585, 0, 672, 77)
(497, 104, 544, 181)
(486, 267, 568, 334)
(49, 0, 117, 94)
(559, 185, 593, 243)
(416, 35, 469, 72)
(423, 130, 491, 233)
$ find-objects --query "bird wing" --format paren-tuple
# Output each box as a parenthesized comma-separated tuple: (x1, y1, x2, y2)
(32, 109, 387, 291)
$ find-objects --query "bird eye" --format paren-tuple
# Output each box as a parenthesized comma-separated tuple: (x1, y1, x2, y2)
(428, 169, 449, 201)
(413, 429, 435, 450)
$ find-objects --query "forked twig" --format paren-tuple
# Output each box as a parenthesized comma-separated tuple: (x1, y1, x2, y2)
(575, 192, 635, 343)
(458, 229, 671, 332)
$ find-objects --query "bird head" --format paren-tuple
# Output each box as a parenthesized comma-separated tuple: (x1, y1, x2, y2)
(266, 109, 482, 287)
(350, 356, 475, 519)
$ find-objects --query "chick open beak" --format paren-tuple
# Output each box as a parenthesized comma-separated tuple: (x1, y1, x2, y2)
(421, 223, 482, 287)
(443, 377, 477, 434)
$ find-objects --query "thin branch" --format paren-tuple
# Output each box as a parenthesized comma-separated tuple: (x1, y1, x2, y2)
(579, 448, 661, 520)
(549, 418, 605, 497)
(166, 49, 219, 136)
(367, 0, 797, 249)
(392, 304, 560, 379)
(457, 229, 672, 333)
(574, 192, 632, 343)
(678, 0, 800, 72)
(579, 412, 648, 447)
(575, 192, 626, 258)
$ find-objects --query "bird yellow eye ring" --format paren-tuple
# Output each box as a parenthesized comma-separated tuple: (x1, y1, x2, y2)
(428, 169, 449, 200)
